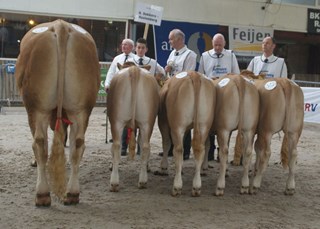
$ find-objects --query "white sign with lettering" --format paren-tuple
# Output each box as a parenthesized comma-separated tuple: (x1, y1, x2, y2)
(229, 26, 274, 56)
(134, 2, 163, 26)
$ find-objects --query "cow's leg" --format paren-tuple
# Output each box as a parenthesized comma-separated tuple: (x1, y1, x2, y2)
(285, 132, 299, 195)
(201, 137, 210, 173)
(109, 122, 123, 192)
(63, 111, 88, 205)
(137, 125, 152, 189)
(251, 134, 272, 194)
(156, 115, 171, 176)
(240, 131, 254, 194)
(30, 111, 51, 207)
(192, 130, 206, 197)
(215, 131, 230, 196)
(171, 129, 184, 196)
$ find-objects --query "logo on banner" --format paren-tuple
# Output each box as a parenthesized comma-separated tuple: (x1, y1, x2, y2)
(155, 20, 218, 69)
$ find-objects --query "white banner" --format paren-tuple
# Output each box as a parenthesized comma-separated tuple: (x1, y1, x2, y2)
(134, 2, 163, 26)
(302, 87, 320, 123)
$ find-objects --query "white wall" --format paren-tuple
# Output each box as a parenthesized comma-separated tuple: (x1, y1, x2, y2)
(0, 0, 317, 32)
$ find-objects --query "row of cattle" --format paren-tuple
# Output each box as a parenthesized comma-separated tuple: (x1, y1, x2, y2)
(108, 66, 304, 199)
(14, 20, 304, 207)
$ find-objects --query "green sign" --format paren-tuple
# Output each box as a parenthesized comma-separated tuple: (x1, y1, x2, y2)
(99, 68, 107, 96)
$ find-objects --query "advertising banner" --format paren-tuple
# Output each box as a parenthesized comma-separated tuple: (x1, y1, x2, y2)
(154, 20, 219, 69)
(228, 26, 273, 57)
(302, 87, 320, 123)
(307, 8, 320, 34)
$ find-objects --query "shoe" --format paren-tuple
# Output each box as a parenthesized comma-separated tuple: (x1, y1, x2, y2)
(208, 152, 214, 161)
(158, 152, 173, 157)
(109, 139, 113, 143)
(121, 151, 127, 156)
(183, 152, 190, 160)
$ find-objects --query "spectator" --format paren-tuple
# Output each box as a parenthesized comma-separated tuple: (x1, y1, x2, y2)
(198, 33, 240, 161)
(105, 38, 135, 156)
(247, 36, 287, 78)
(161, 28, 197, 160)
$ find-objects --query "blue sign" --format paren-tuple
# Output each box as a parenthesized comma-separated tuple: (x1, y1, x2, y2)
(154, 20, 219, 70)
(6, 64, 15, 74)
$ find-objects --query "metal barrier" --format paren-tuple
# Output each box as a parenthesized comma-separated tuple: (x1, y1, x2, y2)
(1, 58, 319, 106)
(0, 58, 110, 107)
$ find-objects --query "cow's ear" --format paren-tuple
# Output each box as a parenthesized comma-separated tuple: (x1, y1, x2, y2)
(117, 63, 122, 70)
(143, 65, 151, 71)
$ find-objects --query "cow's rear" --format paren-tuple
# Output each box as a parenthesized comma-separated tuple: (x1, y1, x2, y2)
(158, 71, 216, 196)
(251, 78, 304, 195)
(15, 19, 100, 206)
(107, 65, 159, 191)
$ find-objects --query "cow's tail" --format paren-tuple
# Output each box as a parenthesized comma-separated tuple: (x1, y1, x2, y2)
(128, 66, 139, 160)
(191, 72, 202, 155)
(232, 75, 246, 165)
(48, 20, 68, 199)
(277, 79, 292, 169)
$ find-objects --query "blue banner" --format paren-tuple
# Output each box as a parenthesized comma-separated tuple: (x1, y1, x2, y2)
(154, 20, 219, 70)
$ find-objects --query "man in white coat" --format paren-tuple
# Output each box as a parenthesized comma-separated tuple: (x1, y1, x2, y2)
(104, 38, 135, 155)
(162, 28, 197, 160)
(133, 37, 165, 78)
(198, 33, 240, 161)
(198, 33, 240, 79)
(247, 36, 287, 78)
(104, 38, 135, 90)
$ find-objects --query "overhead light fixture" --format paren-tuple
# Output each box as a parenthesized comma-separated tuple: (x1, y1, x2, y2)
(28, 19, 35, 26)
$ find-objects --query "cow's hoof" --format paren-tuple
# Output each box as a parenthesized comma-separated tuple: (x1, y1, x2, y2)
(64, 193, 80, 205)
(284, 188, 295, 195)
(138, 182, 147, 189)
(200, 171, 208, 176)
(110, 184, 119, 192)
(250, 186, 259, 195)
(35, 192, 51, 207)
(192, 187, 201, 197)
(240, 186, 249, 194)
(214, 188, 224, 196)
(171, 187, 182, 197)
(30, 160, 37, 167)
(153, 170, 168, 176)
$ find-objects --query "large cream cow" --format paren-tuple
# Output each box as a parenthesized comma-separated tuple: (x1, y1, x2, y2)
(107, 64, 160, 191)
(234, 75, 304, 195)
(205, 74, 260, 196)
(15, 20, 100, 206)
(158, 71, 216, 196)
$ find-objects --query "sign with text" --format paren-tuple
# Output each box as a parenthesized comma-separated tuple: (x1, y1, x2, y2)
(229, 26, 273, 56)
(307, 8, 320, 34)
(134, 2, 163, 26)
(154, 20, 218, 69)
(302, 87, 320, 123)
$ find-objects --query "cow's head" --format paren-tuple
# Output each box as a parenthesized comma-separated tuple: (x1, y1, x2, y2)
(240, 70, 266, 80)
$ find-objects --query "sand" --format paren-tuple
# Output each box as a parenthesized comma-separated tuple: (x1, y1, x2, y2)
(0, 106, 319, 229)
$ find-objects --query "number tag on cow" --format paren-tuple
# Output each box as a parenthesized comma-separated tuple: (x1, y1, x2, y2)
(72, 24, 87, 34)
(32, 27, 48, 34)
(175, 72, 188, 79)
(264, 81, 277, 90)
(218, 78, 230, 88)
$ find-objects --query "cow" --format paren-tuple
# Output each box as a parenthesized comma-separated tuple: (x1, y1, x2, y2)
(202, 74, 260, 196)
(107, 64, 160, 191)
(157, 71, 216, 197)
(233, 75, 304, 195)
(15, 19, 100, 206)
